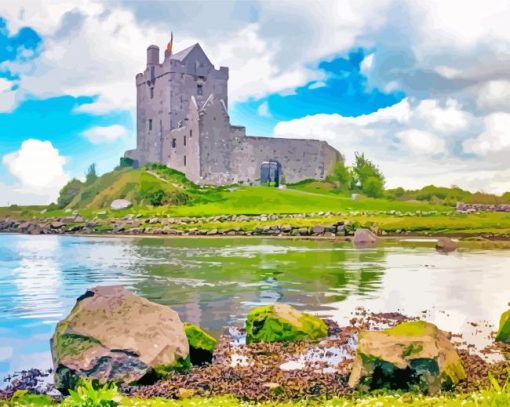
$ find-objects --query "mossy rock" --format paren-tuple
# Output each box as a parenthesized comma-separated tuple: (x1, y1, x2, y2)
(51, 286, 189, 392)
(495, 310, 510, 343)
(348, 321, 466, 394)
(184, 323, 217, 365)
(245, 304, 328, 344)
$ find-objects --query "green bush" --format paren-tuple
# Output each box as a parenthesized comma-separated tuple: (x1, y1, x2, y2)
(63, 379, 119, 407)
(146, 189, 166, 206)
(57, 179, 83, 209)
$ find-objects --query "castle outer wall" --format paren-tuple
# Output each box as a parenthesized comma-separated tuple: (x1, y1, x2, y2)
(125, 42, 342, 186)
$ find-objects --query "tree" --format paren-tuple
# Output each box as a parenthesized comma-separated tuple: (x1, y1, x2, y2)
(333, 160, 352, 191)
(352, 153, 385, 198)
(363, 176, 385, 198)
(57, 179, 83, 208)
(85, 163, 98, 185)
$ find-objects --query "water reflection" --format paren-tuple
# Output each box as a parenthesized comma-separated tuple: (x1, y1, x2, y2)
(0, 235, 509, 380)
(13, 236, 63, 320)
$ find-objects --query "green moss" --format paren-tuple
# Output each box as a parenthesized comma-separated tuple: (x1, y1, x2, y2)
(151, 356, 192, 377)
(402, 344, 424, 357)
(441, 358, 467, 385)
(495, 310, 510, 343)
(385, 321, 434, 337)
(56, 333, 101, 360)
(245, 304, 328, 344)
(184, 323, 217, 352)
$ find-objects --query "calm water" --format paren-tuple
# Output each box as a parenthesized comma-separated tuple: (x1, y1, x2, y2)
(1, 233, 509, 379)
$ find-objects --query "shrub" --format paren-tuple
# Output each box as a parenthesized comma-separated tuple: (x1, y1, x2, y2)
(57, 179, 83, 209)
(63, 379, 120, 407)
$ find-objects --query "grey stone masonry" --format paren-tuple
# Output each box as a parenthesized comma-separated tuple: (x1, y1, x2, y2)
(125, 40, 342, 185)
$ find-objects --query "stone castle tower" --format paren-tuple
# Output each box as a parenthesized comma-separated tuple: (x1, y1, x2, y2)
(125, 38, 341, 185)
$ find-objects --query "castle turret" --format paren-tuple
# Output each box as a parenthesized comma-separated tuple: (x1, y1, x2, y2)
(146, 45, 160, 66)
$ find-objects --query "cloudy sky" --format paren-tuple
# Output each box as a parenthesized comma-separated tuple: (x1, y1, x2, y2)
(1, 0, 510, 205)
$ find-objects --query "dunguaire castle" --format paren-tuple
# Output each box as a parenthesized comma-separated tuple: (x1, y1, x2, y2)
(124, 37, 341, 185)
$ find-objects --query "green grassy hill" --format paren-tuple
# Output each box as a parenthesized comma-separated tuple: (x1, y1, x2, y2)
(52, 164, 451, 216)
(59, 164, 222, 210)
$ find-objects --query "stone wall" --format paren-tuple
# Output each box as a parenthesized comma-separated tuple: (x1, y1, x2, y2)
(456, 202, 510, 213)
(162, 98, 201, 183)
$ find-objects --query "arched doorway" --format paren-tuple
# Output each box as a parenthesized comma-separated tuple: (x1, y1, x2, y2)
(260, 160, 282, 187)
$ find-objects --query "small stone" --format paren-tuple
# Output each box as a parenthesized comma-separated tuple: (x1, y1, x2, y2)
(436, 237, 458, 253)
(353, 228, 378, 246)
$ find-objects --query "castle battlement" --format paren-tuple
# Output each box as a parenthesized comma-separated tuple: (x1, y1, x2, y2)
(125, 38, 341, 185)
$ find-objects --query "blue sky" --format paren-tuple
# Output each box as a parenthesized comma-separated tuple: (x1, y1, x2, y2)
(1, 1, 509, 204)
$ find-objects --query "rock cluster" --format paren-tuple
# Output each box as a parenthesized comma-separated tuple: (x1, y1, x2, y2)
(48, 289, 510, 398)
(0, 208, 455, 237)
(456, 202, 510, 213)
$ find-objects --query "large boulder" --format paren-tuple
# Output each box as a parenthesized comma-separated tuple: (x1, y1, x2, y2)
(245, 304, 328, 344)
(51, 286, 189, 392)
(184, 323, 217, 365)
(495, 310, 510, 343)
(110, 199, 132, 210)
(348, 321, 466, 394)
(353, 228, 378, 245)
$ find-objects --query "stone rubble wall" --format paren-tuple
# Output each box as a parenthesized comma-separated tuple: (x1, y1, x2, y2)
(456, 202, 510, 213)
(0, 209, 450, 237)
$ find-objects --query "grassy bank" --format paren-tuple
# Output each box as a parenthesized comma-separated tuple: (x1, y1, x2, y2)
(3, 165, 510, 238)
(7, 389, 510, 406)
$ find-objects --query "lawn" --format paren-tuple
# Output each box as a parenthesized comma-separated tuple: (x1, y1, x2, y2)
(166, 187, 451, 217)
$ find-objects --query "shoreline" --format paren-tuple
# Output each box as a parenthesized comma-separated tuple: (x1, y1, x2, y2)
(4, 230, 510, 250)
(2, 307, 509, 403)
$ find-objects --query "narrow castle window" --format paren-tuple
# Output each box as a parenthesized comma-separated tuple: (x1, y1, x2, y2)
(150, 87, 154, 99)
(190, 129, 192, 138)
(184, 155, 187, 166)
(197, 84, 203, 96)
(184, 135, 186, 146)
(149, 119, 152, 131)
(172, 138, 176, 148)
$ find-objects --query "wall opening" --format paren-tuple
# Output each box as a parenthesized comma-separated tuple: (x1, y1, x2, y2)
(260, 160, 281, 187)
(184, 155, 187, 166)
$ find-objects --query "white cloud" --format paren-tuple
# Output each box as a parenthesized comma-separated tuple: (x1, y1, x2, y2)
(413, 99, 470, 134)
(257, 101, 271, 118)
(2, 139, 70, 204)
(397, 129, 446, 155)
(0, 78, 17, 113)
(476, 80, 510, 112)
(463, 113, 510, 156)
(272, 97, 510, 192)
(308, 81, 327, 90)
(360, 53, 374, 74)
(82, 124, 127, 144)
